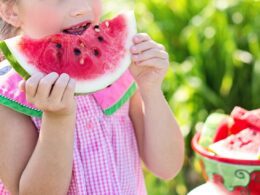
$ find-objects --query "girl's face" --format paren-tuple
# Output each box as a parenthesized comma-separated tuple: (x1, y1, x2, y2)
(16, 0, 102, 39)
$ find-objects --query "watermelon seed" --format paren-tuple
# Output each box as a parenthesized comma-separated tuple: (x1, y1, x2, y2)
(98, 36, 104, 42)
(105, 21, 110, 27)
(74, 48, 81, 56)
(94, 25, 100, 32)
(78, 40, 85, 48)
(93, 48, 101, 57)
(56, 43, 62, 49)
(80, 58, 85, 65)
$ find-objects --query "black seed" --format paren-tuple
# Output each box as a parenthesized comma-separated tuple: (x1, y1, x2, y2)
(98, 36, 104, 42)
(56, 43, 62, 49)
(94, 25, 100, 29)
(93, 48, 100, 57)
(74, 48, 81, 56)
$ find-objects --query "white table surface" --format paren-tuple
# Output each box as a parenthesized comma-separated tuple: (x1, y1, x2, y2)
(188, 182, 233, 195)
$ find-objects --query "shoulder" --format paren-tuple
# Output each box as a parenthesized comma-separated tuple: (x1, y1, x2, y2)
(0, 104, 34, 131)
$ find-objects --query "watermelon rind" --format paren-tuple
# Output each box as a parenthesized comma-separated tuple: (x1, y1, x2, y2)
(199, 113, 228, 147)
(0, 40, 31, 80)
(0, 11, 137, 94)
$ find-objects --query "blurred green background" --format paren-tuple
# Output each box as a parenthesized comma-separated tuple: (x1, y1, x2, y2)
(134, 0, 260, 194)
(106, 0, 260, 194)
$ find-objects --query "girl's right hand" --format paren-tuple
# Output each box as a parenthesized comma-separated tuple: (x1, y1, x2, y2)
(19, 72, 77, 118)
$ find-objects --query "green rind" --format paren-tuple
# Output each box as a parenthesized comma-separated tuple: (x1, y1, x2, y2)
(0, 40, 31, 80)
(0, 95, 42, 117)
(104, 82, 137, 115)
(199, 113, 228, 147)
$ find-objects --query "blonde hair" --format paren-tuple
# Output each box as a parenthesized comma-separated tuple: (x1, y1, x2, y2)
(0, 0, 20, 61)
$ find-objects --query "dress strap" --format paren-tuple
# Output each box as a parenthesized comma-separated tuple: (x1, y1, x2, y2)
(0, 60, 42, 117)
(92, 70, 137, 115)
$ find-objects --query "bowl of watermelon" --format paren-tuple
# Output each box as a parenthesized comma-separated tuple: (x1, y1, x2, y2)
(192, 107, 260, 195)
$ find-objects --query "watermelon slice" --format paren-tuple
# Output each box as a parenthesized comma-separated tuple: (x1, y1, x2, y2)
(199, 113, 229, 147)
(0, 11, 137, 94)
(212, 117, 234, 143)
(209, 128, 260, 160)
(231, 106, 260, 132)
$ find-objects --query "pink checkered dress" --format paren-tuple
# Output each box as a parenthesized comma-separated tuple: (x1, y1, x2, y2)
(0, 60, 147, 195)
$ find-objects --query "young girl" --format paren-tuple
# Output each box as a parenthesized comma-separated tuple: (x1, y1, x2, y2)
(0, 0, 184, 194)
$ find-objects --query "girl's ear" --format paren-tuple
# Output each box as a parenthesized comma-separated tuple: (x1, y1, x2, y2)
(0, 2, 21, 27)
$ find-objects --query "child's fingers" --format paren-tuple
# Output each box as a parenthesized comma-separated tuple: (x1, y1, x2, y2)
(131, 40, 159, 54)
(18, 80, 25, 92)
(132, 48, 168, 62)
(36, 72, 59, 99)
(25, 73, 45, 101)
(62, 78, 76, 103)
(49, 73, 70, 102)
(133, 33, 151, 44)
(135, 58, 169, 69)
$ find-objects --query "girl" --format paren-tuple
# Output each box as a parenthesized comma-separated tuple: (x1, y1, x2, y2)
(0, 0, 184, 194)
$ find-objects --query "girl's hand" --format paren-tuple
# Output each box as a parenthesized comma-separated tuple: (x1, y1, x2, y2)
(130, 33, 169, 94)
(19, 72, 76, 118)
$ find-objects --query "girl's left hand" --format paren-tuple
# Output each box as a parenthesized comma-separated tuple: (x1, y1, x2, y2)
(130, 33, 169, 93)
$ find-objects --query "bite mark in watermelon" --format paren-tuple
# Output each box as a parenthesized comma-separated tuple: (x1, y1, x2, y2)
(209, 128, 260, 160)
(0, 11, 137, 94)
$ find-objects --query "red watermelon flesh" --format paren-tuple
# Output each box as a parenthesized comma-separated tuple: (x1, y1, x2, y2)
(209, 128, 260, 160)
(211, 107, 260, 144)
(0, 11, 137, 94)
(231, 107, 260, 133)
(213, 117, 233, 143)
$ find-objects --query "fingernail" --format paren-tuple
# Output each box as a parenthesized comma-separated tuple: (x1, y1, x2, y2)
(61, 73, 69, 77)
(49, 72, 58, 77)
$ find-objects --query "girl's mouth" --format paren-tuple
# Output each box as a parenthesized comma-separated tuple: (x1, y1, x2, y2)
(62, 21, 91, 35)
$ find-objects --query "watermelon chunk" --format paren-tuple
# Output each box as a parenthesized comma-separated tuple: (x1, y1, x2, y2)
(231, 106, 260, 132)
(0, 11, 137, 94)
(209, 128, 260, 160)
(199, 113, 229, 147)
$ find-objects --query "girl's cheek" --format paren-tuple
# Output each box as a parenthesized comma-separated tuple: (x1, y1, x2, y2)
(20, 6, 63, 39)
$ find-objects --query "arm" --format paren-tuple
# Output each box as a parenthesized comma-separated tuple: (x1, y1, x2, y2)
(129, 33, 185, 180)
(0, 73, 76, 195)
(0, 105, 38, 195)
(130, 90, 184, 180)
(20, 113, 76, 195)
(19, 73, 76, 195)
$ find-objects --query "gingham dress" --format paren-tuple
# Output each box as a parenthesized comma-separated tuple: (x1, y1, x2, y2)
(0, 60, 147, 195)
